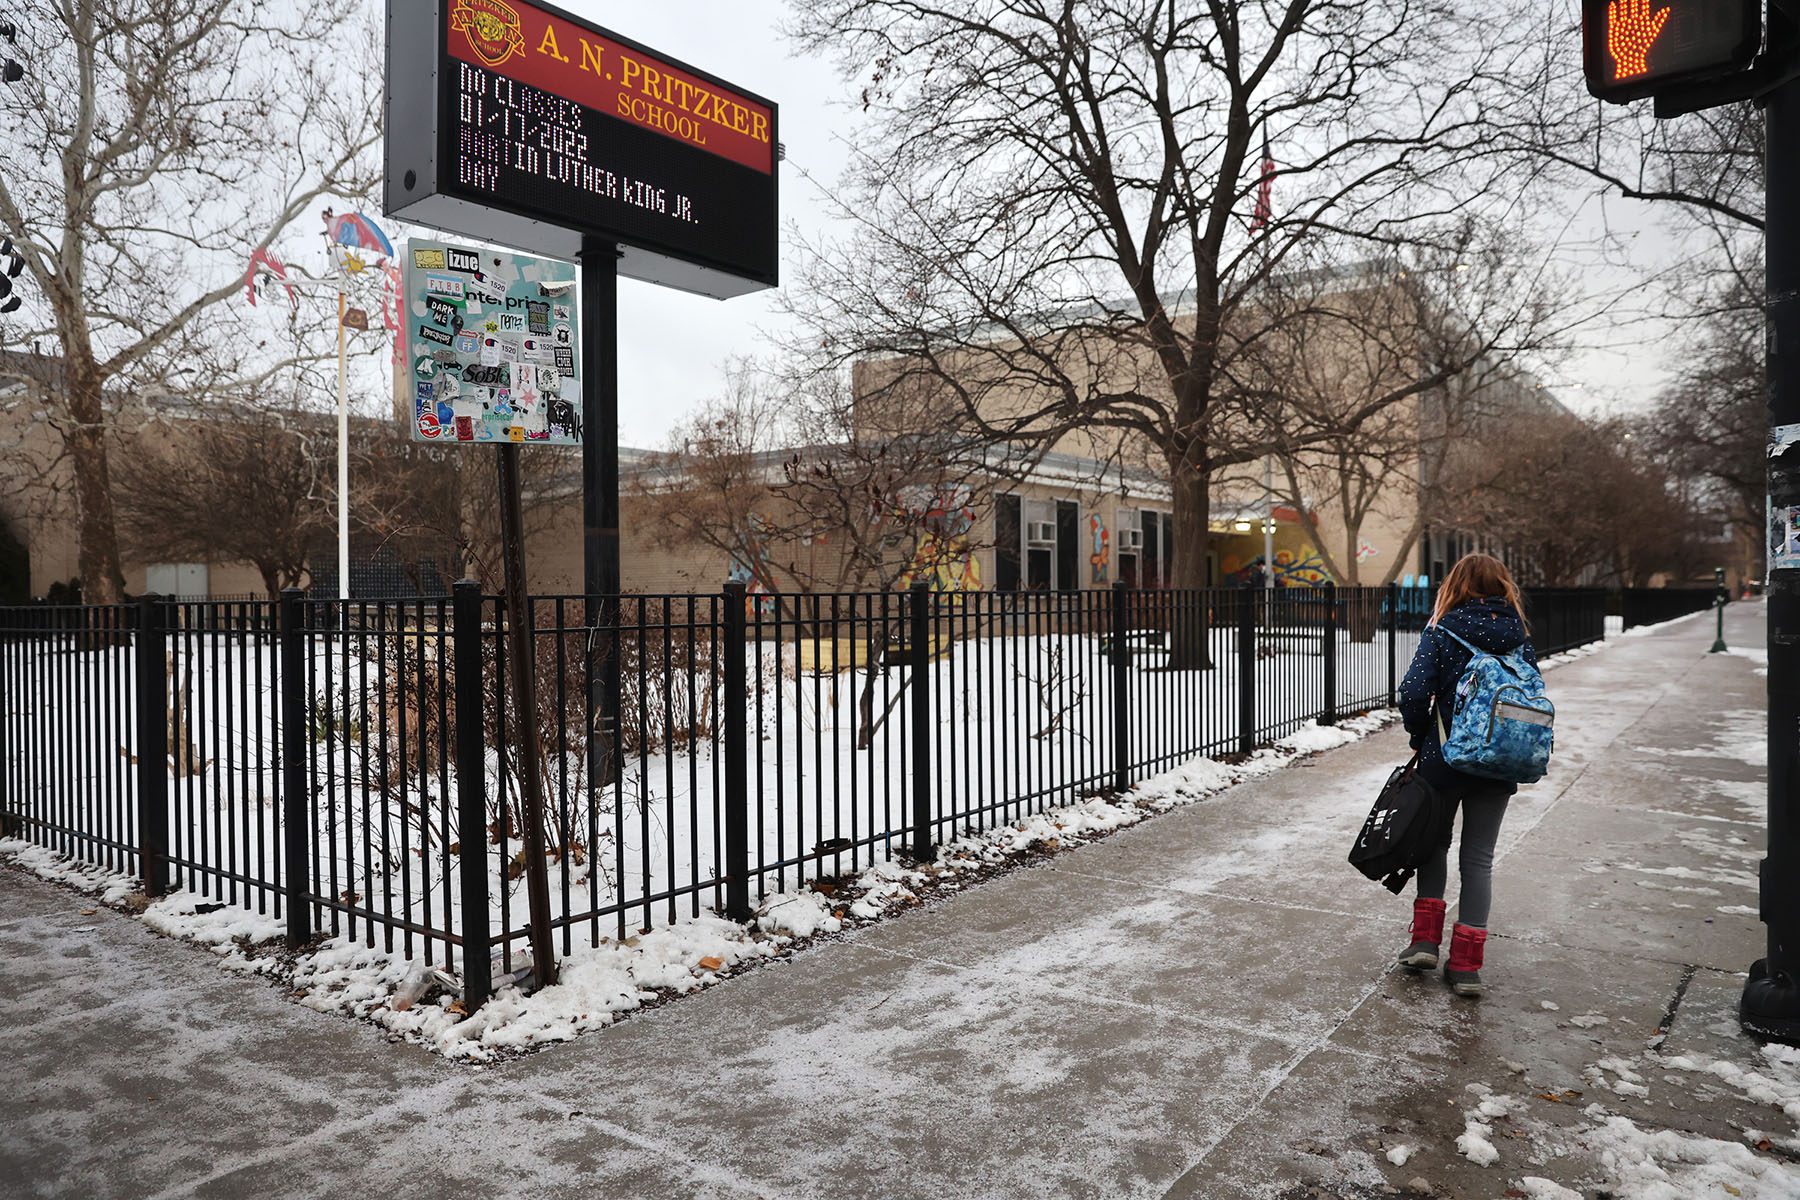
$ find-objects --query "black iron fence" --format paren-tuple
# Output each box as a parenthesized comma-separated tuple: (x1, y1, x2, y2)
(0, 582, 1614, 1008)
(1619, 586, 1721, 630)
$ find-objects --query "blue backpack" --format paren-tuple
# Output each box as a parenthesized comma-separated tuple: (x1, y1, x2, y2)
(1433, 626, 1555, 784)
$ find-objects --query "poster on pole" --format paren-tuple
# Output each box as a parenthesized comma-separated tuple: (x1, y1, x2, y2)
(404, 238, 582, 445)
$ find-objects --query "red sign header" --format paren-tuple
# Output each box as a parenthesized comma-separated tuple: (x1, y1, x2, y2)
(445, 0, 774, 175)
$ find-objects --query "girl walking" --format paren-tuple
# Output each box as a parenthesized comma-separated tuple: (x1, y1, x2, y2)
(1395, 553, 1538, 997)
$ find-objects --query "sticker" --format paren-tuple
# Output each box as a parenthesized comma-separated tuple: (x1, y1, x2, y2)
(554, 346, 575, 374)
(432, 348, 460, 365)
(454, 415, 475, 441)
(416, 324, 453, 347)
(1773, 504, 1800, 571)
(468, 277, 506, 304)
(1772, 424, 1800, 458)
(418, 411, 442, 438)
(553, 323, 572, 346)
(412, 248, 446, 270)
(508, 425, 526, 442)
(537, 279, 575, 297)
(462, 363, 507, 386)
(500, 313, 526, 331)
(414, 381, 435, 405)
(426, 297, 464, 330)
(446, 246, 482, 274)
(521, 337, 554, 364)
(526, 300, 550, 334)
(453, 330, 479, 354)
(547, 398, 580, 440)
(414, 356, 437, 380)
(479, 336, 502, 367)
(425, 275, 465, 298)
(553, 304, 571, 322)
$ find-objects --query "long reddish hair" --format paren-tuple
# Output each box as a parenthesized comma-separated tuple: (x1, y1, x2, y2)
(1430, 553, 1528, 632)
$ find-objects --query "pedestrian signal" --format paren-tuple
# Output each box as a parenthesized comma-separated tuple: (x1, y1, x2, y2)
(1582, 0, 1761, 102)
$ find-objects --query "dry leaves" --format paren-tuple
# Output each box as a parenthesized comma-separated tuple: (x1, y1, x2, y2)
(1535, 1089, 1583, 1104)
(697, 956, 724, 972)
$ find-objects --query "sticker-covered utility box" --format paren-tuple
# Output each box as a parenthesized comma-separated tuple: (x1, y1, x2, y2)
(404, 238, 582, 445)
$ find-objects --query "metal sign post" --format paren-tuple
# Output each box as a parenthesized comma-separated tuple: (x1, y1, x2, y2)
(581, 236, 623, 796)
(497, 441, 558, 988)
(1743, 0, 1800, 1044)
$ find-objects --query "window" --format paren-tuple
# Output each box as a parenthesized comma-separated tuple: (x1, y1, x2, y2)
(996, 494, 1021, 592)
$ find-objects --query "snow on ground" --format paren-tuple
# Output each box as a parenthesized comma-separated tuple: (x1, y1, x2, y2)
(0, 705, 1402, 1061)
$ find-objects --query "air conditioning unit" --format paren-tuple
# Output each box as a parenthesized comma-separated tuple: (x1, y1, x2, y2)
(1117, 528, 1144, 551)
(1026, 521, 1057, 546)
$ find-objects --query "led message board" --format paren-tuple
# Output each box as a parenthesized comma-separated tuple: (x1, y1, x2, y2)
(405, 239, 583, 445)
(385, 0, 778, 298)
(1582, 0, 1760, 102)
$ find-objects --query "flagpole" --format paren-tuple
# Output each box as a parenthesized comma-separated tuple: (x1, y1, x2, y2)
(337, 284, 350, 602)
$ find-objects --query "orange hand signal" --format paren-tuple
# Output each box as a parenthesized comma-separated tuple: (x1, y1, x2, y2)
(1607, 0, 1672, 80)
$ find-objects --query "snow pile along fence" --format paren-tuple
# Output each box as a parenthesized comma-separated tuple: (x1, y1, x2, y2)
(0, 582, 1610, 1008)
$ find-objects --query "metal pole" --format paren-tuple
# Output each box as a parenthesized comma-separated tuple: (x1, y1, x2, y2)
(337, 287, 350, 602)
(451, 580, 492, 1011)
(134, 595, 169, 898)
(722, 582, 750, 921)
(1711, 565, 1729, 654)
(1744, 0, 1800, 1043)
(278, 588, 311, 947)
(1111, 580, 1132, 793)
(909, 582, 933, 862)
(580, 236, 622, 794)
(1263, 457, 1275, 594)
(497, 443, 557, 989)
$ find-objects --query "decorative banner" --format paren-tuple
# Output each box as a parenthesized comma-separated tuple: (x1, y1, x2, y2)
(404, 238, 582, 446)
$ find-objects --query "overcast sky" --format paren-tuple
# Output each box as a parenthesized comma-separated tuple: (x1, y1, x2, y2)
(428, 1, 1686, 447)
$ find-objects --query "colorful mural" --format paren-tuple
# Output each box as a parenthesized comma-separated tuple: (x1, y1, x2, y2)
(1221, 546, 1335, 587)
(895, 485, 982, 593)
(1088, 513, 1110, 585)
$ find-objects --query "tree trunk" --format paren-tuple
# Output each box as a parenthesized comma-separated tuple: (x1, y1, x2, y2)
(65, 359, 127, 606)
(1168, 440, 1213, 670)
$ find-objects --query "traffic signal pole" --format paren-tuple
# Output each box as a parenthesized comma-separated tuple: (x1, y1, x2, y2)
(1742, 0, 1800, 1044)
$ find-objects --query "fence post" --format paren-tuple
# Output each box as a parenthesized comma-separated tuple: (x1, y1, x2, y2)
(1237, 590, 1257, 755)
(452, 580, 491, 1011)
(1110, 581, 1132, 793)
(278, 588, 311, 948)
(723, 582, 751, 921)
(1386, 582, 1399, 709)
(1320, 581, 1338, 726)
(908, 582, 934, 861)
(134, 595, 170, 898)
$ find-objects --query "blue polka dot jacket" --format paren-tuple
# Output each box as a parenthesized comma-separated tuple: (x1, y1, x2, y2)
(1398, 596, 1539, 793)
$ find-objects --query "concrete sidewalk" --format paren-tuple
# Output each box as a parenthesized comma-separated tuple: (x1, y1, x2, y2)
(0, 602, 1784, 1199)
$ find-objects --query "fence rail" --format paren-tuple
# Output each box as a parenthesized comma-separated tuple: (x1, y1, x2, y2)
(0, 582, 1620, 1008)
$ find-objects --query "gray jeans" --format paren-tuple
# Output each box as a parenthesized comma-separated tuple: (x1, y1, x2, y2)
(1416, 783, 1512, 929)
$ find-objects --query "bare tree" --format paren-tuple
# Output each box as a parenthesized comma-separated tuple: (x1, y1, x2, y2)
(1639, 274, 1765, 575)
(114, 395, 333, 599)
(0, 1, 383, 606)
(636, 358, 1013, 596)
(1434, 409, 1705, 586)
(783, 0, 1567, 662)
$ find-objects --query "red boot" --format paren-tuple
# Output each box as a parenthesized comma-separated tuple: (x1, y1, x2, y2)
(1399, 897, 1446, 970)
(1445, 924, 1488, 997)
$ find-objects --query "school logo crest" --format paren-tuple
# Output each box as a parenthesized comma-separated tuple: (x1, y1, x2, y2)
(449, 0, 524, 69)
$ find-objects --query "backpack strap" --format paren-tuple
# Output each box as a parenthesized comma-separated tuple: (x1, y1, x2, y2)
(1433, 624, 1482, 656)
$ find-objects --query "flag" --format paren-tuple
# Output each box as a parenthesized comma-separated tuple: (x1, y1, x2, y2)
(1251, 135, 1275, 231)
